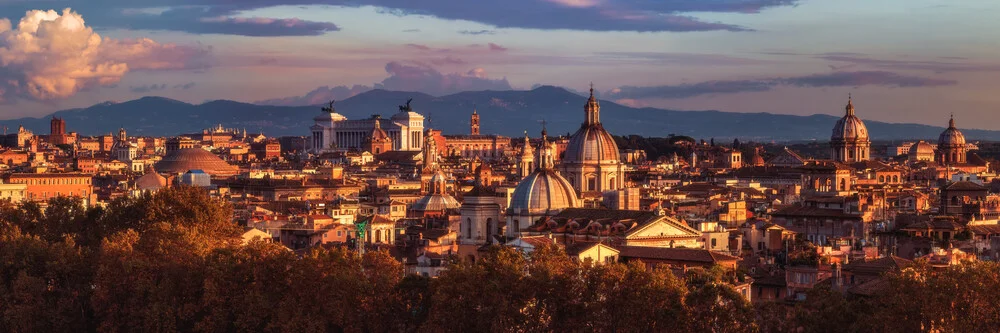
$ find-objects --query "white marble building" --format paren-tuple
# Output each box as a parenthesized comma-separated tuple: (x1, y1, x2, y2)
(309, 101, 424, 153)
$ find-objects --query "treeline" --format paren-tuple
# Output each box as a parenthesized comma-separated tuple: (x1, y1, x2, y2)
(2, 187, 1000, 332)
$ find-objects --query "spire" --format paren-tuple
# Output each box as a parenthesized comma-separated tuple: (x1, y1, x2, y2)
(585, 82, 601, 125)
(949, 114, 955, 128)
(537, 127, 554, 170)
(845, 93, 855, 116)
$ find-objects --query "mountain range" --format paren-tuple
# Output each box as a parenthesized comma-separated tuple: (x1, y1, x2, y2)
(2, 86, 997, 142)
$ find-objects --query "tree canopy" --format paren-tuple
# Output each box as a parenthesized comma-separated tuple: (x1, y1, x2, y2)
(1, 187, 999, 332)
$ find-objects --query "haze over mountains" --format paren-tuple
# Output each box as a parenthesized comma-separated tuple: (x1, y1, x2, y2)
(1, 86, 996, 142)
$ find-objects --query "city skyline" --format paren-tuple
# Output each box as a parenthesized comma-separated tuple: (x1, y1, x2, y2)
(0, 1, 998, 130)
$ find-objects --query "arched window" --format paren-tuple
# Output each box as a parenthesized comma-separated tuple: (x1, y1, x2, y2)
(840, 179, 846, 191)
(465, 218, 473, 239)
(375, 230, 382, 243)
(608, 177, 616, 189)
(878, 175, 885, 183)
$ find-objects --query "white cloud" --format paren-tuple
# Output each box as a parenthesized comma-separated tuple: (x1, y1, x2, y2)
(0, 8, 211, 102)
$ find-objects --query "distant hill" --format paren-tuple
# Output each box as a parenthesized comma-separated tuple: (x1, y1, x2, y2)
(2, 86, 998, 141)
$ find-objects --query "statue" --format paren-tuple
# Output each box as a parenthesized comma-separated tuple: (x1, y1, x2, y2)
(398, 98, 413, 112)
(321, 100, 336, 113)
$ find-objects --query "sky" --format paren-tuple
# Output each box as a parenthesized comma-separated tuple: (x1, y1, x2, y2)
(0, 0, 997, 130)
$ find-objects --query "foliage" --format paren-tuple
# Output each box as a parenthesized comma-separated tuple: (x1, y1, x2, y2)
(2, 189, 1000, 332)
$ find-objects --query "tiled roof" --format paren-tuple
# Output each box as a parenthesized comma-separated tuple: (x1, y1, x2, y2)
(771, 206, 860, 219)
(616, 246, 739, 264)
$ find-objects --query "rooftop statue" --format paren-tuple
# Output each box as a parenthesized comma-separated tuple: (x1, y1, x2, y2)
(399, 98, 413, 112)
(321, 100, 336, 113)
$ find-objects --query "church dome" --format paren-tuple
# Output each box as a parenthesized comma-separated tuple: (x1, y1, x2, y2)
(563, 87, 620, 163)
(154, 148, 239, 176)
(508, 169, 579, 215)
(412, 193, 460, 212)
(909, 141, 934, 155)
(939, 116, 966, 146)
(831, 98, 869, 142)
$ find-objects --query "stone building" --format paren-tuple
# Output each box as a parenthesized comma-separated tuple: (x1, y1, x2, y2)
(557, 86, 625, 196)
(310, 100, 424, 153)
(830, 97, 870, 163)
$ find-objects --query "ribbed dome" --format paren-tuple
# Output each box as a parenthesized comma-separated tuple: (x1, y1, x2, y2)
(508, 169, 579, 215)
(154, 148, 238, 176)
(909, 141, 934, 155)
(563, 86, 620, 163)
(564, 125, 620, 163)
(939, 116, 965, 146)
(831, 99, 869, 142)
(412, 194, 460, 212)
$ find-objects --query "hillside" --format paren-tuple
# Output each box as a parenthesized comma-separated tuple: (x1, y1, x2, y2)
(1, 86, 997, 141)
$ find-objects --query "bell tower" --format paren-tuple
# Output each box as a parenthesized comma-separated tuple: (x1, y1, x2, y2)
(470, 107, 480, 136)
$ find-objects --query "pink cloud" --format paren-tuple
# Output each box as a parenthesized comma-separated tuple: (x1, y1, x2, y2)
(488, 43, 508, 52)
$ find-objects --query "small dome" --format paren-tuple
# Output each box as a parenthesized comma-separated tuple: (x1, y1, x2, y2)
(909, 141, 934, 155)
(154, 148, 238, 176)
(133, 172, 167, 190)
(412, 193, 460, 212)
(939, 116, 966, 147)
(508, 169, 579, 215)
(831, 99, 869, 142)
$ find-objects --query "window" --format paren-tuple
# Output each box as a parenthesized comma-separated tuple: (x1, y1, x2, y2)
(711, 238, 717, 248)
(465, 218, 473, 239)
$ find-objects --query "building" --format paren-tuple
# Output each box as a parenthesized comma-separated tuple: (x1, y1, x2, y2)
(154, 148, 239, 177)
(830, 97, 870, 162)
(0, 182, 27, 202)
(111, 128, 138, 163)
(1, 125, 34, 148)
(250, 139, 282, 160)
(908, 141, 935, 162)
(457, 178, 504, 257)
(310, 99, 424, 153)
(363, 116, 393, 155)
(558, 86, 625, 196)
(507, 131, 580, 238)
(938, 116, 967, 165)
(48, 117, 76, 145)
(6, 173, 93, 205)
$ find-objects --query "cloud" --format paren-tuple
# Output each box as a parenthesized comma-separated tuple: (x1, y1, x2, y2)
(260, 61, 512, 105)
(402, 28, 421, 32)
(130, 84, 167, 93)
(776, 71, 956, 88)
(606, 71, 956, 100)
(487, 43, 507, 52)
(87, 6, 340, 36)
(429, 56, 465, 66)
(376, 62, 512, 96)
(458, 29, 495, 35)
(0, 0, 799, 35)
(818, 54, 1000, 73)
(255, 85, 372, 106)
(596, 52, 771, 66)
(130, 82, 196, 94)
(405, 43, 431, 51)
(0, 8, 213, 102)
(101, 38, 213, 70)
